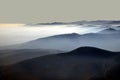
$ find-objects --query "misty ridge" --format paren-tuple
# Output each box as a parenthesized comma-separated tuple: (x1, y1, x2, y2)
(0, 20, 120, 80)
(1, 27, 120, 51)
(27, 20, 120, 26)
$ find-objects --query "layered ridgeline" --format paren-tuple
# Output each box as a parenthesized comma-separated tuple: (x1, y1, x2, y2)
(0, 49, 63, 66)
(1, 28, 120, 51)
(0, 47, 120, 80)
(27, 20, 120, 26)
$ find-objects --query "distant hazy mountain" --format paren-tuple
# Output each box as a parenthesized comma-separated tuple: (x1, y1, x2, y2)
(1, 47, 119, 80)
(0, 49, 63, 66)
(2, 28, 120, 51)
(98, 28, 119, 34)
(27, 20, 120, 26)
(1, 33, 81, 50)
(27, 22, 67, 26)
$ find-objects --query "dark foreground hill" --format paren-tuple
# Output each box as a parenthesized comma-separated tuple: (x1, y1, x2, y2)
(0, 47, 120, 80)
(0, 49, 63, 66)
(89, 64, 120, 80)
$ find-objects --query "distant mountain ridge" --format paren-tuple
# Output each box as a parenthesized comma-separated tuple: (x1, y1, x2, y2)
(99, 28, 120, 34)
(27, 20, 120, 26)
(0, 49, 63, 66)
(1, 28, 120, 51)
(35, 33, 80, 40)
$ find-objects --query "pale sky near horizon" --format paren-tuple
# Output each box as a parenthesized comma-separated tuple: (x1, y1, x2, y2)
(0, 0, 120, 23)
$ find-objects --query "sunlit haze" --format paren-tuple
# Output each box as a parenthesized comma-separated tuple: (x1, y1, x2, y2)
(0, 24, 24, 27)
(0, 24, 105, 46)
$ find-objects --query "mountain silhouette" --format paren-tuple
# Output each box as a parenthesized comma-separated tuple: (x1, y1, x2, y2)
(36, 33, 80, 40)
(101, 28, 116, 31)
(99, 28, 119, 34)
(0, 49, 63, 66)
(68, 47, 117, 58)
(109, 21, 120, 24)
(1, 47, 119, 80)
(28, 20, 120, 26)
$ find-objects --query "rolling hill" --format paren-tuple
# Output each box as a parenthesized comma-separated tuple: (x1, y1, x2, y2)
(1, 47, 119, 80)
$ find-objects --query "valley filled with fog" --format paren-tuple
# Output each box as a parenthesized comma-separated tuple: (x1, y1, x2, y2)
(1, 21, 119, 46)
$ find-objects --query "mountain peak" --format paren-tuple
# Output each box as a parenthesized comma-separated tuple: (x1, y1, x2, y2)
(45, 33, 80, 39)
(67, 46, 115, 57)
(66, 33, 80, 36)
(34, 33, 81, 42)
(106, 28, 116, 31)
(70, 46, 105, 53)
(55, 33, 80, 39)
(99, 28, 117, 34)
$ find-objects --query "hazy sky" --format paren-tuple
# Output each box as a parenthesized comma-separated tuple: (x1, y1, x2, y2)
(0, 0, 120, 23)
